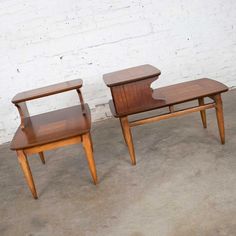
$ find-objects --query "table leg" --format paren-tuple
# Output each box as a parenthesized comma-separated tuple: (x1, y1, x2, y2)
(82, 133, 97, 184)
(198, 98, 207, 128)
(119, 118, 127, 146)
(120, 116, 136, 165)
(214, 94, 225, 144)
(88, 132, 94, 152)
(17, 150, 38, 199)
(39, 152, 45, 164)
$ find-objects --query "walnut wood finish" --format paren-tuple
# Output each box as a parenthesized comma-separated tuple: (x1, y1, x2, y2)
(214, 94, 225, 144)
(11, 79, 97, 199)
(129, 103, 215, 127)
(110, 77, 165, 115)
(77, 89, 86, 115)
(198, 98, 207, 128)
(103, 64, 161, 87)
(12, 79, 83, 104)
(103, 64, 228, 164)
(104, 65, 163, 116)
(12, 79, 84, 129)
(15, 102, 30, 129)
(39, 152, 45, 164)
(107, 77, 228, 117)
(11, 105, 91, 150)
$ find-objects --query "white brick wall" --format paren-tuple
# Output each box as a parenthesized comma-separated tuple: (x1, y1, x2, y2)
(0, 0, 236, 144)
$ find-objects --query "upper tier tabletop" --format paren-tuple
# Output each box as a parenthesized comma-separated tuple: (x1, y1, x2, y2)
(10, 104, 91, 150)
(109, 78, 228, 117)
(103, 64, 161, 87)
(12, 79, 83, 104)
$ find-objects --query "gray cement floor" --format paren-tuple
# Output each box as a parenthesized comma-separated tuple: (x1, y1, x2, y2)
(0, 90, 236, 236)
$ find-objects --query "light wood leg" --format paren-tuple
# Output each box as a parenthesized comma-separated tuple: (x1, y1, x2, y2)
(17, 150, 38, 199)
(214, 94, 225, 144)
(198, 98, 207, 128)
(119, 118, 127, 145)
(88, 132, 94, 152)
(82, 133, 97, 184)
(39, 152, 45, 164)
(120, 116, 136, 165)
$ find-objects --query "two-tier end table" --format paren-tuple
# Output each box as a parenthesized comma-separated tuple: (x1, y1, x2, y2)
(103, 64, 228, 165)
(11, 79, 97, 199)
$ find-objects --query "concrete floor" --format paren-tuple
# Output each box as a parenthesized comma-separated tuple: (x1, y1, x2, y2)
(0, 90, 236, 236)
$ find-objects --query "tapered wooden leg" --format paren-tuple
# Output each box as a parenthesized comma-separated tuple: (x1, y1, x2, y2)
(214, 94, 225, 144)
(82, 133, 97, 184)
(39, 152, 45, 164)
(17, 150, 38, 199)
(119, 118, 127, 145)
(198, 98, 207, 128)
(88, 132, 94, 152)
(120, 116, 136, 165)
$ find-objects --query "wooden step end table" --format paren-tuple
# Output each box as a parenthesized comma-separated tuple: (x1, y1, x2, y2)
(103, 64, 228, 165)
(10, 79, 97, 199)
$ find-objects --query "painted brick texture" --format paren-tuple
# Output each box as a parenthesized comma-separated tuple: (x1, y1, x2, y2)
(0, 0, 236, 143)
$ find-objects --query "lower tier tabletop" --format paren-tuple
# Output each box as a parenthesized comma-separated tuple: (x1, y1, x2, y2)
(109, 78, 228, 117)
(11, 104, 91, 150)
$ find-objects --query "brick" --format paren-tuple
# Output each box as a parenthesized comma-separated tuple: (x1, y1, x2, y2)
(0, 0, 236, 143)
